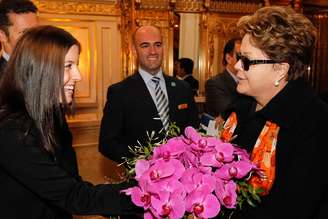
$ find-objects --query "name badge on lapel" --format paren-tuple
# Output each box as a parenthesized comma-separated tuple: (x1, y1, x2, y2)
(178, 103, 188, 110)
(170, 82, 176, 87)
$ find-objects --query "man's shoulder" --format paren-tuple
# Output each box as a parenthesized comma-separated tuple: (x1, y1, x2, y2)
(108, 73, 140, 91)
(0, 56, 7, 74)
(165, 74, 191, 89)
(206, 71, 226, 84)
(207, 70, 235, 84)
(185, 75, 198, 83)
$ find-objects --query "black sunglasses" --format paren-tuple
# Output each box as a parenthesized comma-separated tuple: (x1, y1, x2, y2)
(236, 53, 277, 71)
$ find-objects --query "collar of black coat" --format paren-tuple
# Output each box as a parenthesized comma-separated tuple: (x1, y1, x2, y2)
(230, 78, 316, 129)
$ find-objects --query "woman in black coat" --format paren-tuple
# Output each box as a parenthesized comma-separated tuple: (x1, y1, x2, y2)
(0, 25, 139, 219)
(220, 6, 328, 219)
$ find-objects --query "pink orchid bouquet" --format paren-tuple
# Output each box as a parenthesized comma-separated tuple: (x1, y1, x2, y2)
(121, 125, 261, 219)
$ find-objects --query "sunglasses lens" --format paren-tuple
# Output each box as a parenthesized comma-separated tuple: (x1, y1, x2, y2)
(241, 56, 250, 71)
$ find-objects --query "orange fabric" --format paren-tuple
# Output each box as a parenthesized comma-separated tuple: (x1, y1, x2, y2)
(220, 112, 237, 142)
(221, 112, 280, 195)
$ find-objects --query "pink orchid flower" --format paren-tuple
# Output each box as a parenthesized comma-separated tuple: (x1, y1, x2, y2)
(215, 179, 237, 209)
(152, 137, 186, 161)
(160, 179, 186, 199)
(181, 168, 216, 194)
(186, 187, 221, 219)
(135, 159, 150, 180)
(184, 126, 216, 153)
(151, 191, 185, 219)
(140, 159, 185, 185)
(179, 150, 198, 168)
(234, 146, 251, 161)
(144, 209, 165, 219)
(122, 179, 156, 210)
(214, 160, 254, 180)
(200, 142, 235, 168)
(144, 210, 156, 219)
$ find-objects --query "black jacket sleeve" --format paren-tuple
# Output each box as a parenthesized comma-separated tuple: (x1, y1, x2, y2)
(0, 118, 139, 216)
(98, 86, 131, 163)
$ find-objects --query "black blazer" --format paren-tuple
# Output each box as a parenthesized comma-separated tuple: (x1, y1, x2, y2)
(99, 73, 199, 162)
(229, 79, 328, 219)
(0, 55, 7, 79)
(0, 112, 138, 219)
(184, 75, 199, 96)
(205, 69, 237, 117)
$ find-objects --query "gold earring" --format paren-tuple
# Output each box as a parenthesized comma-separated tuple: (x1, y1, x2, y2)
(274, 80, 280, 87)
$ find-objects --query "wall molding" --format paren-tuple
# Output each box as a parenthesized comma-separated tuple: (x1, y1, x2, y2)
(33, 0, 120, 16)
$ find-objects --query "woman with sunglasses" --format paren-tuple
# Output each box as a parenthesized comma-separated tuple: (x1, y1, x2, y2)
(221, 6, 328, 219)
(0, 25, 141, 219)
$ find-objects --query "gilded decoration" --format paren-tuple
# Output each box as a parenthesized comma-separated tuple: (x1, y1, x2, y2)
(175, 0, 204, 12)
(207, 17, 239, 73)
(134, 0, 263, 14)
(119, 0, 135, 77)
(136, 0, 176, 10)
(208, 1, 261, 13)
(33, 0, 121, 16)
(208, 17, 239, 37)
(135, 11, 173, 27)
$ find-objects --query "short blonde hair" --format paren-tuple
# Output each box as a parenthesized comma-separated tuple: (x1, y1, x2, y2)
(237, 6, 317, 80)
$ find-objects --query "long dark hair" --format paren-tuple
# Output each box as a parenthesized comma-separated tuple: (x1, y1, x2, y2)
(0, 25, 80, 153)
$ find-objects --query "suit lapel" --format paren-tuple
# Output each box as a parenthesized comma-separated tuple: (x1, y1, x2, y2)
(222, 70, 237, 92)
(0, 56, 8, 78)
(132, 73, 159, 114)
(164, 74, 177, 117)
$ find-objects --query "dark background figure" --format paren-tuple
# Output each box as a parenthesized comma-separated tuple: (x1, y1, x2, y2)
(0, 25, 140, 219)
(205, 38, 241, 118)
(0, 0, 38, 78)
(99, 25, 199, 164)
(318, 90, 328, 103)
(176, 57, 199, 96)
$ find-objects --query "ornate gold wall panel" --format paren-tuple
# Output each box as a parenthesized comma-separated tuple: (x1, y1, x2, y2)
(33, 0, 120, 16)
(137, 0, 263, 13)
(306, 12, 328, 94)
(208, 1, 261, 13)
(175, 0, 205, 12)
(119, 0, 135, 77)
(207, 14, 240, 75)
(136, 0, 175, 10)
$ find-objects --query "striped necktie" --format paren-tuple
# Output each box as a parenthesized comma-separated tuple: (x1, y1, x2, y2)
(151, 76, 170, 130)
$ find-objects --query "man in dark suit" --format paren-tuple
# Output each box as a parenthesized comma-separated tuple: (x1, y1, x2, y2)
(0, 54, 6, 76)
(0, 0, 38, 78)
(176, 57, 199, 96)
(205, 38, 241, 117)
(99, 25, 199, 163)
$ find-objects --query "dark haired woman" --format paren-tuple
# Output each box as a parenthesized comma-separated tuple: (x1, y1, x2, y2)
(0, 25, 139, 219)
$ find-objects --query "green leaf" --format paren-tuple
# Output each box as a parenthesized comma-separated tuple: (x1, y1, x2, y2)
(246, 198, 257, 207)
(252, 193, 261, 203)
